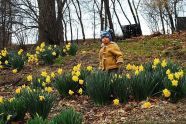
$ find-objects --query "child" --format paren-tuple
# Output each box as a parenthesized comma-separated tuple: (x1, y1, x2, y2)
(99, 30, 124, 73)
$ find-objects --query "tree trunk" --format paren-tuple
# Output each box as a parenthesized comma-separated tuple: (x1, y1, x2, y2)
(164, 2, 175, 33)
(67, 1, 73, 42)
(72, 0, 85, 42)
(103, 0, 115, 40)
(37, 0, 65, 45)
(127, 0, 137, 24)
(158, 2, 165, 34)
(111, 0, 125, 36)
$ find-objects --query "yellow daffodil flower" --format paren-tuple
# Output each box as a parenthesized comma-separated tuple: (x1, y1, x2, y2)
(172, 80, 178, 87)
(46, 76, 51, 83)
(113, 99, 119, 105)
(41, 71, 48, 77)
(166, 69, 171, 75)
(52, 52, 56, 56)
(79, 80, 84, 85)
(142, 101, 151, 109)
(78, 88, 83, 95)
(27, 75, 33, 82)
(72, 75, 79, 82)
(12, 69, 18, 74)
(0, 96, 3, 103)
(161, 59, 167, 67)
(163, 89, 171, 97)
(168, 74, 174, 81)
(87, 66, 93, 71)
(45, 87, 53, 93)
(68, 90, 74, 95)
(39, 96, 45, 101)
(153, 58, 160, 65)
(57, 68, 63, 75)
(15, 87, 21, 94)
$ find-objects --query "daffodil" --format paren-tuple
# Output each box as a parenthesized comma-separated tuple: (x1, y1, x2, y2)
(52, 52, 56, 56)
(18, 49, 23, 55)
(46, 76, 51, 83)
(73, 66, 78, 71)
(135, 70, 139, 75)
(78, 88, 83, 95)
(139, 65, 144, 72)
(57, 68, 63, 75)
(0, 96, 3, 103)
(126, 64, 132, 70)
(41, 71, 48, 77)
(75, 71, 81, 77)
(153, 58, 160, 65)
(12, 69, 18, 74)
(40, 42, 45, 48)
(15, 87, 21, 94)
(166, 69, 171, 75)
(172, 80, 178, 87)
(5, 60, 8, 65)
(163, 89, 171, 97)
(72, 75, 79, 82)
(68, 90, 74, 95)
(178, 70, 184, 78)
(39, 96, 45, 101)
(87, 66, 93, 71)
(168, 74, 174, 81)
(27, 75, 33, 82)
(0, 65, 3, 69)
(174, 72, 180, 80)
(126, 73, 131, 79)
(45, 87, 53, 93)
(161, 59, 167, 67)
(42, 82, 46, 87)
(79, 80, 84, 85)
(51, 72, 55, 78)
(142, 101, 151, 109)
(9, 98, 15, 103)
(113, 99, 119, 105)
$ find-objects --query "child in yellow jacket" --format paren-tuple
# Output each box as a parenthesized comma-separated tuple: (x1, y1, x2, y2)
(99, 30, 124, 73)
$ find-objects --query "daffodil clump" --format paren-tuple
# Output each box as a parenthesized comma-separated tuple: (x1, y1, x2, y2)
(14, 85, 55, 119)
(0, 96, 27, 123)
(54, 64, 89, 97)
(162, 68, 186, 101)
(61, 42, 78, 56)
(111, 74, 130, 103)
(86, 70, 112, 105)
(0, 48, 9, 69)
(27, 53, 39, 65)
(36, 42, 60, 65)
(28, 70, 58, 90)
(28, 108, 82, 124)
(0, 48, 25, 71)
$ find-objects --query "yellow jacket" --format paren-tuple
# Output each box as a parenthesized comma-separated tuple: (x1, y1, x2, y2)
(99, 42, 124, 70)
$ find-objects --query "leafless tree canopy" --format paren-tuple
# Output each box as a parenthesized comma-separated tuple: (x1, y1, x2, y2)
(0, 0, 185, 48)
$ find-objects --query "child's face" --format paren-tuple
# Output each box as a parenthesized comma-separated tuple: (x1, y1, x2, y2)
(102, 36, 110, 44)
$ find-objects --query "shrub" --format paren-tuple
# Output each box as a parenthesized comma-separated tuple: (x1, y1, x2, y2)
(86, 71, 112, 105)
(27, 115, 49, 124)
(163, 69, 185, 102)
(53, 72, 79, 97)
(0, 97, 27, 123)
(130, 71, 161, 101)
(68, 43, 78, 56)
(111, 75, 130, 103)
(8, 50, 25, 70)
(20, 89, 55, 119)
(50, 108, 82, 124)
